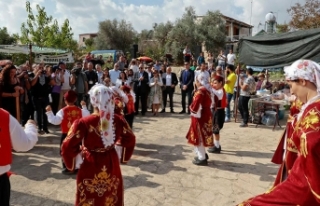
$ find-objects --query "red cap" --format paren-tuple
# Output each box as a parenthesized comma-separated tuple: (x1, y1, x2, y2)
(64, 90, 78, 103)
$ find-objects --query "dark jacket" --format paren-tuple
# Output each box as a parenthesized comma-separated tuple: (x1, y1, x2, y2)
(133, 71, 149, 93)
(179, 69, 194, 91)
(162, 72, 178, 91)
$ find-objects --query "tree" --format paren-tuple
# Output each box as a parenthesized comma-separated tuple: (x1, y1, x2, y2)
(95, 19, 136, 52)
(0, 27, 17, 45)
(287, 0, 320, 30)
(198, 11, 226, 53)
(153, 21, 174, 47)
(276, 23, 290, 33)
(20, 1, 76, 51)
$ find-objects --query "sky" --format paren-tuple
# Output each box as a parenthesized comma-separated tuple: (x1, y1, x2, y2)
(0, 0, 298, 41)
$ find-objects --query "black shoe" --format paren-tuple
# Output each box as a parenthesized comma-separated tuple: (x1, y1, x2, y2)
(207, 146, 222, 154)
(187, 111, 191, 114)
(170, 110, 175, 113)
(134, 112, 139, 115)
(43, 129, 50, 134)
(194, 153, 209, 160)
(38, 130, 44, 135)
(192, 158, 208, 166)
(179, 110, 186, 114)
(160, 109, 165, 113)
(141, 113, 145, 116)
(61, 168, 78, 175)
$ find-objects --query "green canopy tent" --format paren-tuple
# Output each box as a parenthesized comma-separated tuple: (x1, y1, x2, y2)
(238, 28, 320, 68)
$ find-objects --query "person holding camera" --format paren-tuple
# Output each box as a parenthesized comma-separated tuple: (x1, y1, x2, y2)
(70, 61, 88, 107)
(30, 64, 55, 134)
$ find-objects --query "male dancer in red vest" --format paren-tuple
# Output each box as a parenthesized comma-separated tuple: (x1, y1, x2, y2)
(208, 76, 226, 153)
(0, 109, 38, 206)
(46, 90, 90, 174)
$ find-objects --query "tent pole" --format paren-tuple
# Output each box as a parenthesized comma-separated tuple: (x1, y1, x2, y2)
(234, 65, 241, 122)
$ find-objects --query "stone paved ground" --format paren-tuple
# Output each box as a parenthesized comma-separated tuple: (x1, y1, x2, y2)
(10, 68, 286, 205)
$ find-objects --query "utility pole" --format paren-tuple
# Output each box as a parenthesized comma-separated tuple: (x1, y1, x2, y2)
(250, 0, 253, 25)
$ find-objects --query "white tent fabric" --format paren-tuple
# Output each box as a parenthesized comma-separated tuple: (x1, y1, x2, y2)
(0, 45, 67, 54)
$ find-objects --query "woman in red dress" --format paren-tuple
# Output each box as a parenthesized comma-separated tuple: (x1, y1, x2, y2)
(186, 72, 213, 166)
(61, 84, 135, 206)
(238, 59, 320, 206)
(271, 97, 303, 186)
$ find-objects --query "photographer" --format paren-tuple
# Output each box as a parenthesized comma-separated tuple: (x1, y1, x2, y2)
(70, 61, 88, 107)
(30, 64, 55, 134)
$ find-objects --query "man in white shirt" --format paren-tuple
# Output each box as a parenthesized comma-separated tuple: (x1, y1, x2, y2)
(194, 63, 210, 91)
(58, 62, 71, 110)
(109, 63, 121, 86)
(227, 49, 236, 66)
(96, 64, 104, 84)
(0, 109, 38, 205)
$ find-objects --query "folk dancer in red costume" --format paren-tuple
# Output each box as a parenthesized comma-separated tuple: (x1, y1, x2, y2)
(61, 84, 135, 206)
(46, 90, 90, 174)
(208, 75, 227, 154)
(186, 72, 213, 166)
(238, 59, 320, 206)
(0, 109, 38, 206)
(271, 95, 303, 186)
(121, 85, 135, 129)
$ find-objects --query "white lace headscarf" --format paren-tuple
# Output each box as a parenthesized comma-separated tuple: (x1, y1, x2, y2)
(284, 59, 320, 94)
(196, 72, 211, 91)
(88, 84, 115, 147)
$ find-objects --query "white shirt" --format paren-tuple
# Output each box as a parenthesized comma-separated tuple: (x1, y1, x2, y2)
(109, 69, 121, 85)
(227, 53, 236, 65)
(97, 71, 104, 84)
(211, 88, 224, 108)
(46, 106, 90, 125)
(61, 70, 71, 90)
(165, 74, 172, 86)
(194, 70, 210, 83)
(0, 117, 38, 175)
(130, 65, 139, 73)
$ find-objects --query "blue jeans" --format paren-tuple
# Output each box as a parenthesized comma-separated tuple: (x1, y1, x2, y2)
(226, 93, 233, 119)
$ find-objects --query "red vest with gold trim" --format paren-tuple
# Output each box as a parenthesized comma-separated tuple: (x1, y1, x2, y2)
(0, 109, 12, 166)
(61, 106, 82, 134)
(214, 88, 227, 109)
(125, 94, 135, 115)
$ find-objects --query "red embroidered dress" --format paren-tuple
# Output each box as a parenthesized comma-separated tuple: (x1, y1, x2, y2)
(238, 100, 320, 206)
(186, 87, 213, 147)
(61, 114, 135, 206)
(0, 109, 11, 166)
(271, 99, 303, 186)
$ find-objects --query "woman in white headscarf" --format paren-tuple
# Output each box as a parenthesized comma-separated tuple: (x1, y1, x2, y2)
(238, 59, 320, 206)
(61, 84, 135, 206)
(186, 72, 213, 166)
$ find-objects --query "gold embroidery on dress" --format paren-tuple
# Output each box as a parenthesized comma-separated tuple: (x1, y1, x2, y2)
(301, 109, 320, 130)
(78, 166, 120, 206)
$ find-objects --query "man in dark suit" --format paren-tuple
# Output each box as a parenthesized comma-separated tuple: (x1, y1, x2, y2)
(179, 62, 194, 114)
(161, 66, 178, 113)
(133, 64, 149, 116)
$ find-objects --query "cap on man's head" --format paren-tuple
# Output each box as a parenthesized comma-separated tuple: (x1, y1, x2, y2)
(58, 61, 65, 66)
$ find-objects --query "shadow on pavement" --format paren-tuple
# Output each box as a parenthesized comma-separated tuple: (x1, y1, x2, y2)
(10, 190, 73, 206)
(208, 159, 278, 182)
(222, 150, 274, 159)
(123, 173, 161, 189)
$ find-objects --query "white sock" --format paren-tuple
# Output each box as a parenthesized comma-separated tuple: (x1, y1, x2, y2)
(214, 140, 220, 148)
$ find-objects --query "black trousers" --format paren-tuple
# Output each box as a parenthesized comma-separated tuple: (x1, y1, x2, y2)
(181, 89, 193, 112)
(51, 92, 60, 115)
(33, 97, 49, 131)
(60, 133, 67, 169)
(0, 173, 10, 206)
(162, 86, 174, 110)
(135, 87, 147, 114)
(238, 95, 251, 124)
(125, 114, 134, 129)
(22, 100, 34, 126)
